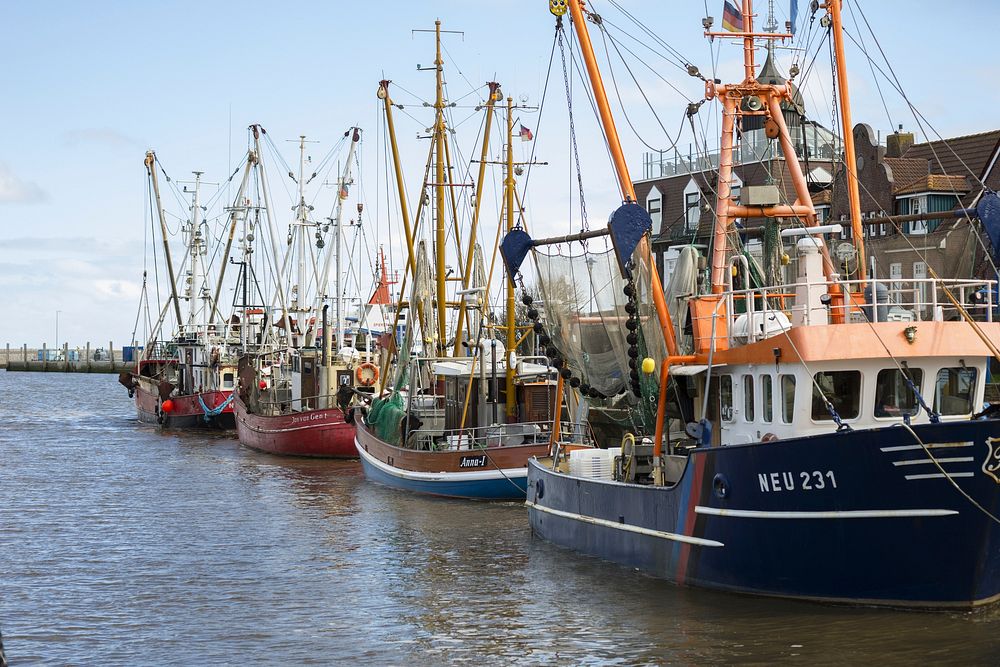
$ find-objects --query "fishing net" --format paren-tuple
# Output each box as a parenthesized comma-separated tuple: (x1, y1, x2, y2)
(364, 243, 430, 446)
(531, 243, 668, 435)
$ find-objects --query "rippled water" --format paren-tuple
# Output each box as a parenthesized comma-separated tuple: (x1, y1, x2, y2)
(2, 372, 999, 664)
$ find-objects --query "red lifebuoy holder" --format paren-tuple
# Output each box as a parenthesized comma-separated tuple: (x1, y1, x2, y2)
(355, 362, 379, 387)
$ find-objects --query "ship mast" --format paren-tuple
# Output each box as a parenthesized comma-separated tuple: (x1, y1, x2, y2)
(432, 20, 448, 357)
(315, 128, 361, 353)
(145, 151, 183, 328)
(565, 0, 679, 356)
(824, 0, 867, 279)
(453, 81, 500, 356)
(703, 0, 843, 300)
(504, 95, 517, 417)
(187, 172, 205, 332)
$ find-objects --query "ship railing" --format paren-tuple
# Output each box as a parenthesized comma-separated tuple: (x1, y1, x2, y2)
(691, 276, 996, 349)
(407, 419, 592, 452)
(251, 388, 356, 416)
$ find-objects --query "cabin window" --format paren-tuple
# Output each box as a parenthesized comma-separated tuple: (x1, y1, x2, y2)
(934, 367, 977, 415)
(761, 375, 773, 423)
(720, 375, 734, 422)
(222, 372, 235, 389)
(743, 375, 755, 422)
(811, 370, 861, 421)
(780, 374, 796, 424)
(874, 368, 923, 418)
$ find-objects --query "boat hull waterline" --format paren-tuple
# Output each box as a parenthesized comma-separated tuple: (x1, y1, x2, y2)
(233, 393, 356, 458)
(134, 382, 235, 429)
(527, 419, 1000, 608)
(355, 419, 550, 501)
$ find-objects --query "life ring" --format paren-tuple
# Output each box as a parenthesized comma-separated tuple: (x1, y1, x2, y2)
(355, 362, 379, 387)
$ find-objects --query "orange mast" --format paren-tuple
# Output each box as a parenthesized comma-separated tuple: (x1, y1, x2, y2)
(704, 0, 842, 295)
(565, 0, 678, 356)
(825, 0, 867, 279)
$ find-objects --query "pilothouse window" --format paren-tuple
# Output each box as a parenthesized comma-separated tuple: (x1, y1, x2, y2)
(811, 370, 861, 421)
(720, 375, 734, 422)
(934, 367, 977, 415)
(874, 368, 923, 418)
(762, 375, 773, 423)
(781, 375, 796, 424)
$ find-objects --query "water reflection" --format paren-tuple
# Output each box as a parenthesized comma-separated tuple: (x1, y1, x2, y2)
(1, 372, 999, 664)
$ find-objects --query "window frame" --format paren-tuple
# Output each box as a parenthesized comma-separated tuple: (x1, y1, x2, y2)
(873, 368, 924, 419)
(810, 369, 862, 422)
(780, 374, 796, 424)
(934, 366, 978, 416)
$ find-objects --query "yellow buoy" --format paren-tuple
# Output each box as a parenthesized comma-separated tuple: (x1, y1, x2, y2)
(641, 357, 656, 374)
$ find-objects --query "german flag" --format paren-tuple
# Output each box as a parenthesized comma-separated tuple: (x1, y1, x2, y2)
(722, 1, 744, 32)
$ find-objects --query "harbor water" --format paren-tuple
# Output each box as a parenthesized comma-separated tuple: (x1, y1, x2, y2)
(2, 372, 999, 664)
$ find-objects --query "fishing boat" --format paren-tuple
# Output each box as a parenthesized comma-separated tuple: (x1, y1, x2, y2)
(354, 23, 573, 500)
(520, 0, 1000, 608)
(120, 152, 255, 429)
(233, 127, 385, 457)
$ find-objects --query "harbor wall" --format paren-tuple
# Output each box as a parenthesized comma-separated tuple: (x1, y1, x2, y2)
(2, 342, 134, 374)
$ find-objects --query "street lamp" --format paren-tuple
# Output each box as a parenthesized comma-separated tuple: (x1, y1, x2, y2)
(55, 310, 61, 352)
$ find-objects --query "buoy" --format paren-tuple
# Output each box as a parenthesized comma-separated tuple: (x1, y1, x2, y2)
(161, 399, 175, 413)
(641, 357, 656, 374)
(258, 380, 267, 390)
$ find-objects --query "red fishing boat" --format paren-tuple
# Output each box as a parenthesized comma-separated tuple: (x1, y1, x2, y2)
(230, 128, 387, 457)
(120, 152, 253, 430)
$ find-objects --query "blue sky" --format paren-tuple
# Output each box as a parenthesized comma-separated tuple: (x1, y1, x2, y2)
(1, 0, 997, 347)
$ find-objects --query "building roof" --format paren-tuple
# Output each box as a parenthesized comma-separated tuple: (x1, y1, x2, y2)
(894, 173, 970, 196)
(903, 129, 1000, 180)
(883, 157, 928, 192)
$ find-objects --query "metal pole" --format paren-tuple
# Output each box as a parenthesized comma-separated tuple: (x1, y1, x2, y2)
(826, 0, 867, 279)
(453, 82, 499, 355)
(146, 152, 184, 326)
(433, 20, 448, 356)
(566, 0, 678, 355)
(504, 96, 517, 418)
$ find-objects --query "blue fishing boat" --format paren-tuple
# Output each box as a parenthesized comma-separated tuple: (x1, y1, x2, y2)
(515, 0, 1000, 608)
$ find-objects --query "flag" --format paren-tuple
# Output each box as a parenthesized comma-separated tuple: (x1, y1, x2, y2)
(519, 124, 533, 142)
(790, 0, 799, 35)
(722, 1, 743, 32)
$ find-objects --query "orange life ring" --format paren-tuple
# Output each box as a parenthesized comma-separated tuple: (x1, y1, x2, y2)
(356, 362, 379, 387)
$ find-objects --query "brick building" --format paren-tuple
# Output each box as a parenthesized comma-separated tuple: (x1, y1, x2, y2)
(633, 52, 1000, 288)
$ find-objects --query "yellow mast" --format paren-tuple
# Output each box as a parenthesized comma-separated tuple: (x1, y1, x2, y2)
(565, 0, 679, 357)
(504, 95, 517, 417)
(433, 20, 448, 356)
(825, 0, 867, 279)
(453, 81, 501, 356)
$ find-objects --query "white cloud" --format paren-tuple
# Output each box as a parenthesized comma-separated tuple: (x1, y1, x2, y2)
(0, 164, 46, 203)
(92, 279, 143, 301)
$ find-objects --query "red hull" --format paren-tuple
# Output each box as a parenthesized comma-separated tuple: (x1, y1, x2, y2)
(134, 383, 234, 429)
(232, 393, 356, 458)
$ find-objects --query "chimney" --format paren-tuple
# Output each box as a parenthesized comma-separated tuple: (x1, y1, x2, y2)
(886, 124, 914, 158)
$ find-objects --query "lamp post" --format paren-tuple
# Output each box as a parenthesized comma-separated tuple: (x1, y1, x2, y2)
(55, 310, 61, 352)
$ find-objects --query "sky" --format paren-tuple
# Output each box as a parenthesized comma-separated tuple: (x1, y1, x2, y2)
(1, 0, 998, 348)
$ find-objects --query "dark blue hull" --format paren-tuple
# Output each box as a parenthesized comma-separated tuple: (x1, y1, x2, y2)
(527, 420, 1000, 608)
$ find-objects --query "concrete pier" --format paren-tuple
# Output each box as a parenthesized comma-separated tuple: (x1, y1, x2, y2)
(3, 341, 134, 374)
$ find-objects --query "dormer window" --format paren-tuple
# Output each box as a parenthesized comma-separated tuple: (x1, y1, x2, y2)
(646, 186, 663, 236)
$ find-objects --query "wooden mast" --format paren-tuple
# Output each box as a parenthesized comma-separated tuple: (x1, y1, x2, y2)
(452, 82, 500, 356)
(565, 0, 679, 356)
(504, 95, 517, 417)
(433, 20, 448, 357)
